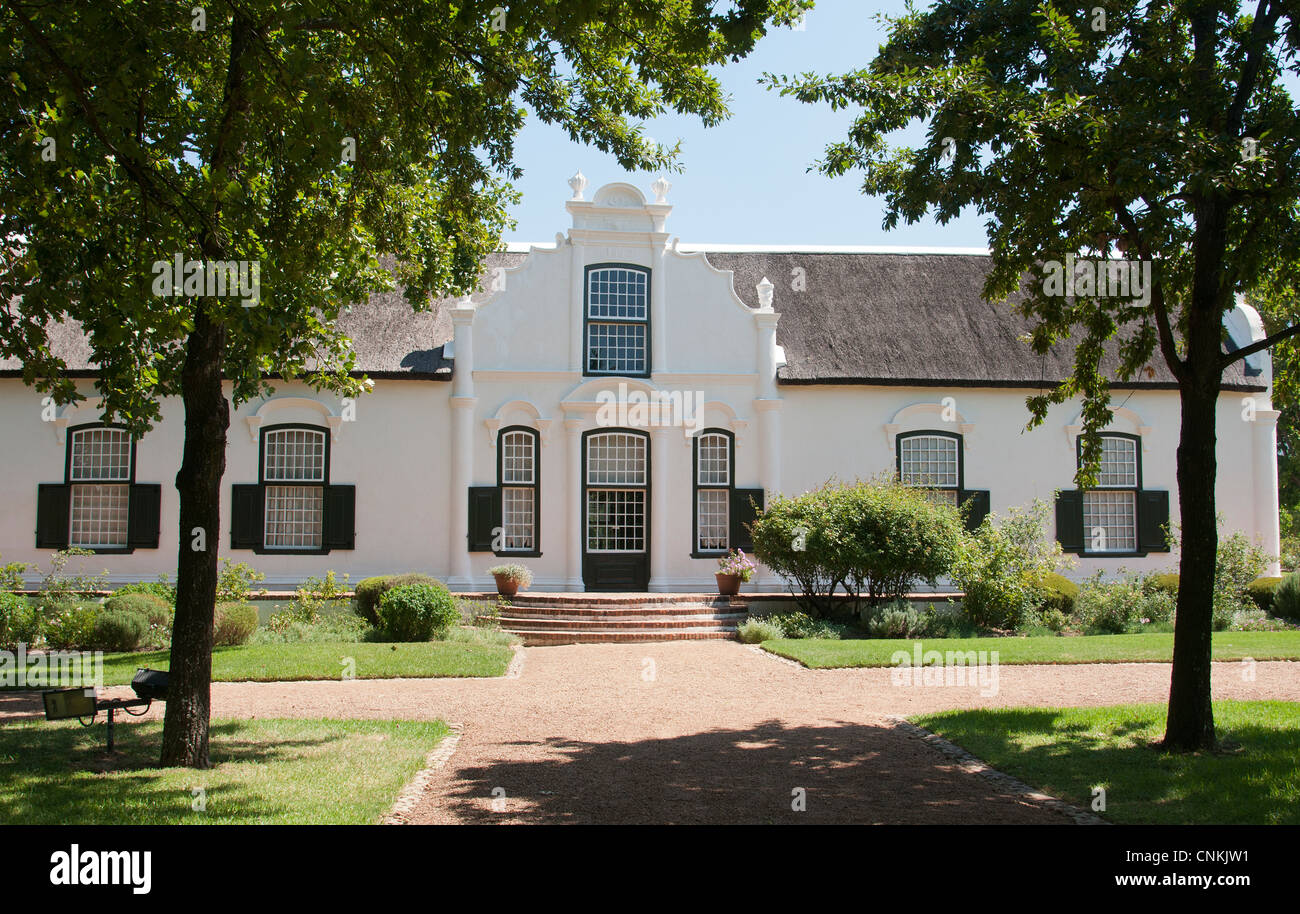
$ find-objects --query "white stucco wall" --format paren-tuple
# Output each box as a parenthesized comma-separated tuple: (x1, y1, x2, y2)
(0, 180, 1281, 590)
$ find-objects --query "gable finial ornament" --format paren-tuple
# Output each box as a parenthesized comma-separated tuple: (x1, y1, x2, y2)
(756, 276, 775, 310)
(651, 175, 671, 204)
(568, 170, 588, 201)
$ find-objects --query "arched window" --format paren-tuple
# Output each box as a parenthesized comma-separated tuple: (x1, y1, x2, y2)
(897, 431, 962, 506)
(694, 430, 733, 554)
(498, 427, 539, 553)
(35, 424, 161, 553)
(1081, 434, 1139, 553)
(584, 264, 650, 376)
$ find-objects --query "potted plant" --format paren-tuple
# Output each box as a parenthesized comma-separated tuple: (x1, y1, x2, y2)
(715, 550, 756, 597)
(488, 563, 533, 597)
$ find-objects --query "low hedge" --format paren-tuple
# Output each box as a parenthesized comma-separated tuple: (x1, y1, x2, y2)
(354, 573, 444, 625)
(105, 592, 172, 629)
(1040, 573, 1080, 614)
(0, 591, 33, 648)
(214, 602, 259, 647)
(91, 609, 149, 652)
(1247, 576, 1283, 612)
(1272, 573, 1300, 622)
(42, 601, 102, 650)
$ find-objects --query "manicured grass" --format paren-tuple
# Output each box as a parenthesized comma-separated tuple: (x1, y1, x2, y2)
(911, 701, 1300, 824)
(0, 717, 450, 824)
(763, 630, 1300, 668)
(43, 640, 513, 687)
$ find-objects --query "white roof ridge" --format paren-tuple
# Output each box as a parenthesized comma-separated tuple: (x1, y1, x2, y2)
(501, 241, 991, 255)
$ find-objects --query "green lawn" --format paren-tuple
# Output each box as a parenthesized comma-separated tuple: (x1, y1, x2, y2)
(911, 700, 1300, 824)
(763, 630, 1300, 668)
(5, 640, 514, 688)
(0, 717, 450, 824)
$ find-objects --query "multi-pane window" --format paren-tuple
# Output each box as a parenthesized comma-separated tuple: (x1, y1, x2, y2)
(695, 431, 732, 552)
(898, 433, 960, 506)
(68, 427, 132, 548)
(586, 266, 649, 375)
(586, 431, 648, 552)
(1082, 435, 1138, 552)
(262, 427, 327, 550)
(499, 428, 538, 552)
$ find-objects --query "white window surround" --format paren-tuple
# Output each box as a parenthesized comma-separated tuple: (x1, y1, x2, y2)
(884, 401, 975, 448)
(244, 397, 346, 442)
(1064, 406, 1151, 449)
(484, 400, 552, 447)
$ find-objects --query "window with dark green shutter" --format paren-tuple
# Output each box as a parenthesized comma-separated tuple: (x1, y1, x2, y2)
(959, 489, 991, 532)
(37, 425, 160, 553)
(1063, 433, 1170, 555)
(694, 430, 734, 554)
(897, 431, 977, 514)
(467, 486, 502, 552)
(730, 488, 764, 552)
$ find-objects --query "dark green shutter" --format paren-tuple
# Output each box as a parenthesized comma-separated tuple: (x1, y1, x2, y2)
(35, 484, 71, 549)
(230, 484, 263, 550)
(323, 485, 356, 550)
(730, 488, 764, 552)
(127, 483, 162, 549)
(1138, 490, 1170, 552)
(467, 486, 501, 552)
(960, 489, 990, 532)
(1055, 489, 1084, 551)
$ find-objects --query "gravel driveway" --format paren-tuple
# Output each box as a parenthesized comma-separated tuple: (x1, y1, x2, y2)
(3, 643, 1296, 824)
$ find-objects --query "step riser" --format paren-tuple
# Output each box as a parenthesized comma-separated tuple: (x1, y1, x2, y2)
(516, 631, 739, 645)
(505, 623, 739, 633)
(497, 612, 746, 624)
(491, 603, 741, 615)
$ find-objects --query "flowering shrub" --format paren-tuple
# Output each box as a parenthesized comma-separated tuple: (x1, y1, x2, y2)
(717, 550, 757, 582)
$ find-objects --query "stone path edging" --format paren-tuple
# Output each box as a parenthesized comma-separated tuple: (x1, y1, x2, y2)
(381, 722, 465, 825)
(505, 644, 526, 679)
(890, 716, 1109, 825)
(746, 644, 807, 669)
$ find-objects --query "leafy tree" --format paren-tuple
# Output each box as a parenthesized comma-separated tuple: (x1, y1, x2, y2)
(0, 0, 807, 766)
(767, 0, 1300, 749)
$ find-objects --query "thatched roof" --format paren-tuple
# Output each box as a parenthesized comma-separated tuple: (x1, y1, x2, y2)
(0, 247, 1263, 391)
(705, 249, 1261, 390)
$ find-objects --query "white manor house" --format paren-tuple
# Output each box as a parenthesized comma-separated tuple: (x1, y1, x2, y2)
(0, 176, 1282, 591)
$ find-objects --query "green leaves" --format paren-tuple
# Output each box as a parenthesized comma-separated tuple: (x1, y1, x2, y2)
(0, 0, 806, 428)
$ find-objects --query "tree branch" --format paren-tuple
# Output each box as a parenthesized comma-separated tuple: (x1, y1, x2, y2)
(1222, 319, 1300, 365)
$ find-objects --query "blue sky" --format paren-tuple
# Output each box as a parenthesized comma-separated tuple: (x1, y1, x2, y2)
(503, 0, 991, 248)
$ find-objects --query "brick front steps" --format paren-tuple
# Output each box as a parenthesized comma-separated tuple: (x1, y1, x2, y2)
(492, 594, 748, 645)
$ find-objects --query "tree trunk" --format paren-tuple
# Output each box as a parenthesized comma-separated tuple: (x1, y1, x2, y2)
(1163, 379, 1219, 751)
(160, 304, 229, 768)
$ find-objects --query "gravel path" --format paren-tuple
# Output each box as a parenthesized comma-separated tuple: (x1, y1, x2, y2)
(3, 643, 1296, 824)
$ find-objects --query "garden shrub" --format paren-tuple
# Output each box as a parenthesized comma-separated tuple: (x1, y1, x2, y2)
(1247, 576, 1283, 612)
(105, 592, 172, 628)
(216, 559, 266, 604)
(950, 500, 1072, 631)
(1039, 572, 1080, 614)
(253, 610, 373, 644)
(0, 554, 30, 592)
(0, 591, 34, 648)
(354, 573, 443, 626)
(378, 582, 459, 641)
(751, 477, 962, 615)
(213, 602, 259, 646)
(91, 609, 149, 652)
(771, 610, 843, 640)
(1073, 573, 1175, 634)
(1227, 607, 1292, 632)
(1146, 573, 1180, 599)
(42, 601, 102, 650)
(1272, 572, 1300, 622)
(863, 599, 927, 638)
(112, 576, 176, 606)
(737, 616, 785, 644)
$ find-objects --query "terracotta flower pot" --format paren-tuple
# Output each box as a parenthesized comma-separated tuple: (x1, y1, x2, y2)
(493, 574, 520, 597)
(715, 572, 741, 597)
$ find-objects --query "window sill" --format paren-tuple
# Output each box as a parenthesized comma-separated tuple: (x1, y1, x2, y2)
(493, 551, 543, 559)
(66, 546, 135, 555)
(1072, 550, 1151, 558)
(691, 551, 729, 559)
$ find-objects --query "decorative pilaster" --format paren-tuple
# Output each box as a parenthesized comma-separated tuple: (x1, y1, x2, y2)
(648, 426, 673, 592)
(447, 304, 477, 588)
(1255, 408, 1282, 576)
(564, 415, 585, 590)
